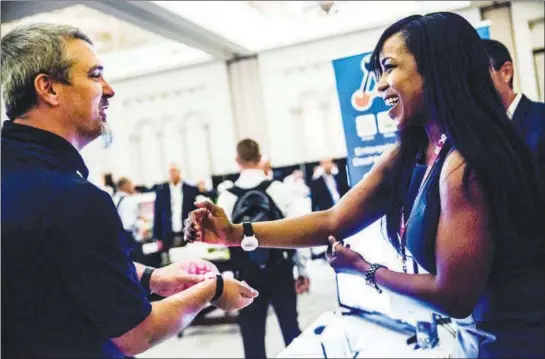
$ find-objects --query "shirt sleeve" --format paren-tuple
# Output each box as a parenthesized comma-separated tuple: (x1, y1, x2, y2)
(293, 250, 309, 277)
(268, 182, 310, 275)
(49, 183, 152, 339)
(118, 195, 139, 232)
(216, 191, 237, 222)
(268, 181, 308, 218)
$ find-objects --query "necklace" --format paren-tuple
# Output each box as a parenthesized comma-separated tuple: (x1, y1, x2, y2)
(399, 134, 447, 273)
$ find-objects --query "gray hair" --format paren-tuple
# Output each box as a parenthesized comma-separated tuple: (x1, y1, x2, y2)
(1, 23, 93, 120)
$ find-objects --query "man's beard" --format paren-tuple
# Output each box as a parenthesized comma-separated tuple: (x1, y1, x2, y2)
(99, 122, 113, 149)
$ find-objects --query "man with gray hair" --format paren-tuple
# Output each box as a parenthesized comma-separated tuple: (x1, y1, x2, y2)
(1, 23, 258, 358)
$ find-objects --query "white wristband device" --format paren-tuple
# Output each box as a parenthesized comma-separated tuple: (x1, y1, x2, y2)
(241, 222, 259, 251)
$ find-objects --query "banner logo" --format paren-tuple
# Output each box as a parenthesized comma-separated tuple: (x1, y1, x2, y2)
(350, 53, 379, 112)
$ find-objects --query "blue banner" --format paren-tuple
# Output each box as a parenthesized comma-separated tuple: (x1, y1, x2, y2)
(333, 23, 490, 187)
(476, 23, 491, 40)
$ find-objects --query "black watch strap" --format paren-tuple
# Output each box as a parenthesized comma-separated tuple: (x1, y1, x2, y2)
(211, 274, 224, 303)
(140, 267, 155, 294)
(242, 222, 254, 237)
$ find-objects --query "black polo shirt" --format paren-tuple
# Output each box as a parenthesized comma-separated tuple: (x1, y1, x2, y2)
(1, 121, 152, 358)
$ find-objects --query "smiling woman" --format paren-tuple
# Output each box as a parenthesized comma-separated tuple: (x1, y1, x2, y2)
(366, 12, 545, 358)
(185, 11, 545, 359)
(375, 32, 425, 131)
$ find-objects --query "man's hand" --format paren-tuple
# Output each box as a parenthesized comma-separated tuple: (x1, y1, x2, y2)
(212, 277, 259, 312)
(295, 275, 310, 294)
(150, 259, 219, 297)
(183, 201, 236, 246)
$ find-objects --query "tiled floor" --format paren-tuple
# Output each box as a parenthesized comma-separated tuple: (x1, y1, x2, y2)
(138, 259, 338, 358)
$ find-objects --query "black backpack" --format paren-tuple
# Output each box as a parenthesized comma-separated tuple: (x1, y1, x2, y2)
(227, 180, 284, 268)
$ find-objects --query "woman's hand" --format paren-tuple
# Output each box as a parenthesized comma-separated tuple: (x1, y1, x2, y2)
(183, 202, 236, 246)
(326, 235, 369, 274)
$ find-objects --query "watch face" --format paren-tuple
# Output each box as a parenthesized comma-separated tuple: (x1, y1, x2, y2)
(241, 236, 258, 251)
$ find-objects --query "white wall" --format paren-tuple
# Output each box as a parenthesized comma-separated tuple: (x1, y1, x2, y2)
(530, 19, 544, 50)
(1, 5, 491, 188)
(258, 7, 482, 167)
(79, 6, 484, 185)
(511, 0, 545, 101)
(228, 57, 271, 154)
(482, 4, 520, 90)
(7, 2, 545, 189)
(530, 19, 545, 102)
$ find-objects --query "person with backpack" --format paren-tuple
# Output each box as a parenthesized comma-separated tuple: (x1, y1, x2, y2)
(216, 138, 310, 359)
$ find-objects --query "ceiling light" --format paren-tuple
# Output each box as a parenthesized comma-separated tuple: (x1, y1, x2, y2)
(316, 1, 335, 14)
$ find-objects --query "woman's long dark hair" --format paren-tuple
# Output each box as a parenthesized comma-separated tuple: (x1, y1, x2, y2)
(370, 12, 545, 254)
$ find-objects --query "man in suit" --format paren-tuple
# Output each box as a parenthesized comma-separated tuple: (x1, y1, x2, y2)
(310, 158, 350, 212)
(153, 164, 200, 265)
(484, 39, 545, 176)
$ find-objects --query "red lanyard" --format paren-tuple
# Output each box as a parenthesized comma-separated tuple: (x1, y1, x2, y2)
(399, 134, 447, 273)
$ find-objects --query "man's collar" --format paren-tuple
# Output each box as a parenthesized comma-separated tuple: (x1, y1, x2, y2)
(240, 169, 266, 179)
(1, 120, 89, 179)
(169, 181, 182, 189)
(507, 93, 523, 120)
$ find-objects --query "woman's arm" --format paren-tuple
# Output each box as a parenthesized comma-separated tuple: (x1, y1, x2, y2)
(333, 150, 493, 318)
(185, 146, 399, 248)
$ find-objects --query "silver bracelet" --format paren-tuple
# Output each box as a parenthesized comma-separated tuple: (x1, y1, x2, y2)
(365, 263, 387, 294)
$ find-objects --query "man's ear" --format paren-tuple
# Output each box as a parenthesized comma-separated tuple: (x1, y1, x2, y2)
(34, 74, 61, 107)
(500, 61, 514, 86)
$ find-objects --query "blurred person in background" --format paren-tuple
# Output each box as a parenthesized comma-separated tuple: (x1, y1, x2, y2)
(153, 164, 200, 264)
(483, 39, 545, 177)
(217, 179, 235, 195)
(260, 155, 279, 181)
(113, 176, 138, 241)
(97, 172, 115, 197)
(283, 169, 313, 262)
(310, 158, 349, 212)
(1, 23, 258, 358)
(214, 138, 309, 359)
(309, 158, 349, 259)
(196, 178, 218, 203)
(114, 177, 162, 268)
(185, 13, 545, 358)
(283, 168, 311, 201)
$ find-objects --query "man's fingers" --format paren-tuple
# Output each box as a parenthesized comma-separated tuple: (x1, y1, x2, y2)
(238, 296, 254, 310)
(184, 274, 206, 284)
(239, 282, 259, 298)
(328, 235, 337, 245)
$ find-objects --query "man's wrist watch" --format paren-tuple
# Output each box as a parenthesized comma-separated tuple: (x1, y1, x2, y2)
(140, 267, 155, 294)
(240, 222, 259, 252)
